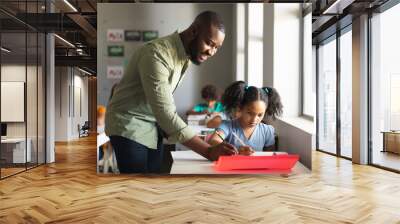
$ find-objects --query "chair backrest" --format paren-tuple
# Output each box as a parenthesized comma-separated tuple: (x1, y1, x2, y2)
(82, 121, 90, 129)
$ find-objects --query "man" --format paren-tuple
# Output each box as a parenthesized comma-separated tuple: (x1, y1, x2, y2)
(105, 11, 237, 173)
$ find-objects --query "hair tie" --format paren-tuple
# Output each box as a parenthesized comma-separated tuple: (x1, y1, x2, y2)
(262, 87, 272, 96)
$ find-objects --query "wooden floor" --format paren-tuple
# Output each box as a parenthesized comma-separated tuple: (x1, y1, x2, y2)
(1, 167, 26, 178)
(1, 136, 400, 223)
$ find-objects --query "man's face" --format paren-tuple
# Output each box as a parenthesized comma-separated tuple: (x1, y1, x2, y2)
(189, 25, 225, 65)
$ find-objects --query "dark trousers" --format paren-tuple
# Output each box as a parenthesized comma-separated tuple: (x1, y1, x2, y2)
(110, 133, 164, 173)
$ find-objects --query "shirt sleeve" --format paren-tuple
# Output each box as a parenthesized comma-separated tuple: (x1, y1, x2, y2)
(216, 120, 231, 139)
(193, 104, 205, 113)
(264, 125, 275, 147)
(138, 48, 195, 143)
(215, 102, 225, 112)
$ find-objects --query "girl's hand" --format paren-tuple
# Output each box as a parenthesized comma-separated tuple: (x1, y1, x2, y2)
(238, 146, 254, 156)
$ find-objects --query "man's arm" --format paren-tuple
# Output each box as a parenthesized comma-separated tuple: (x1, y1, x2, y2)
(183, 135, 236, 161)
(186, 110, 208, 115)
(138, 50, 236, 160)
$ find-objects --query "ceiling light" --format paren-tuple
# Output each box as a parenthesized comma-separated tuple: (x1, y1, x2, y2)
(322, 0, 354, 15)
(1, 47, 11, 53)
(78, 67, 92, 76)
(54, 34, 75, 48)
(63, 0, 78, 12)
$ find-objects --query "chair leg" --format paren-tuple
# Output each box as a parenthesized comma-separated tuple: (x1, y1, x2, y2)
(111, 146, 119, 174)
(103, 147, 110, 174)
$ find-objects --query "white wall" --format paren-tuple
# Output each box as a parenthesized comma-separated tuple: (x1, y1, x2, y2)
(54, 67, 89, 141)
(1, 65, 42, 136)
(97, 3, 234, 116)
(274, 118, 313, 169)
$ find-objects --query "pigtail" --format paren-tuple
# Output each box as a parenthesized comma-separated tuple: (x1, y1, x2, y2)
(221, 81, 246, 115)
(265, 87, 283, 120)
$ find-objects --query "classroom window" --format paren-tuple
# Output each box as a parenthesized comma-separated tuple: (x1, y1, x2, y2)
(0, 1, 47, 179)
(370, 2, 400, 171)
(317, 36, 337, 155)
(235, 3, 245, 81)
(247, 3, 263, 87)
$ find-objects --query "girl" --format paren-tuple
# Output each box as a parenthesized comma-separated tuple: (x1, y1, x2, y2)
(208, 81, 283, 155)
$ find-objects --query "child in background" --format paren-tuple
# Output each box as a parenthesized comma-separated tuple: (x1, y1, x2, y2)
(187, 84, 224, 114)
(208, 81, 283, 155)
(187, 84, 226, 128)
(97, 105, 106, 134)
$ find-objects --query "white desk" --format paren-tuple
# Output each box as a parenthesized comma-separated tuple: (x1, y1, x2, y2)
(170, 150, 309, 175)
(1, 138, 31, 163)
(175, 124, 214, 151)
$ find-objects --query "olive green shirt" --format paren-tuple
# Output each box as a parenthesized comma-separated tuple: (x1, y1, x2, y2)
(105, 32, 196, 149)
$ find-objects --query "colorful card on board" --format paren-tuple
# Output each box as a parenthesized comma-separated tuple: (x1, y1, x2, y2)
(107, 66, 124, 79)
(142, 31, 158, 42)
(107, 29, 124, 42)
(125, 30, 141, 41)
(108, 45, 124, 57)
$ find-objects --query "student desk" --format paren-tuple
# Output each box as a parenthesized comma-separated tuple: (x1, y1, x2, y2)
(170, 150, 309, 175)
(0, 138, 32, 164)
(174, 124, 214, 151)
(381, 131, 400, 154)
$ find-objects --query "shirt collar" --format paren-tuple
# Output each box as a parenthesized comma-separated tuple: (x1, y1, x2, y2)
(173, 31, 190, 62)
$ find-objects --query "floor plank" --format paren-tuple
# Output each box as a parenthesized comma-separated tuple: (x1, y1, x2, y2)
(1, 136, 400, 223)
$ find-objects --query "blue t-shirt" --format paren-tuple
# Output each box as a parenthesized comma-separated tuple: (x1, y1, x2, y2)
(216, 119, 275, 151)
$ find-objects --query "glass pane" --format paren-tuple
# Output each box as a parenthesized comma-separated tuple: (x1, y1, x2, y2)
(27, 31, 38, 169)
(318, 37, 337, 154)
(1, 30, 28, 177)
(340, 29, 352, 158)
(38, 32, 46, 165)
(371, 3, 400, 171)
(236, 3, 245, 81)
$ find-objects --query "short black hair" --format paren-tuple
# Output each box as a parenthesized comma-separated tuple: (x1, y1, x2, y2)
(201, 84, 218, 101)
(195, 11, 225, 34)
(221, 81, 283, 120)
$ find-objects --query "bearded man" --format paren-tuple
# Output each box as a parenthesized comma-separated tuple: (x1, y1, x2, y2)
(105, 11, 236, 173)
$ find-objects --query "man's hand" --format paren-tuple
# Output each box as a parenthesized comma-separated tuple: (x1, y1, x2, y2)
(207, 142, 237, 161)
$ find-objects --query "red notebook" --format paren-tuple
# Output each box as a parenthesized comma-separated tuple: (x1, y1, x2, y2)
(214, 154, 299, 171)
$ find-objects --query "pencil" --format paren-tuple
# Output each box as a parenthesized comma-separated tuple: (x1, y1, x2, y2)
(215, 131, 239, 154)
(231, 132, 246, 146)
(215, 130, 225, 142)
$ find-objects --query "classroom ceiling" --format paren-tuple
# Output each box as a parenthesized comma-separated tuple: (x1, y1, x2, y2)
(312, 0, 392, 44)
